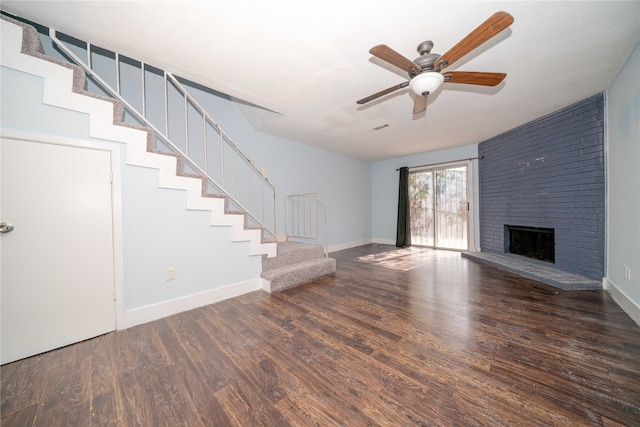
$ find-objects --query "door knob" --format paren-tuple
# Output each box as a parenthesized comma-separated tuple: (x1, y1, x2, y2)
(0, 223, 15, 233)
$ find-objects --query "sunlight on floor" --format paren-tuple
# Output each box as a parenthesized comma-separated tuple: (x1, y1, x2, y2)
(356, 246, 443, 271)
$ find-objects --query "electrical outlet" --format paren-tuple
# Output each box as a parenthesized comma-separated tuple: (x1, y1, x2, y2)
(623, 265, 631, 282)
(166, 267, 176, 281)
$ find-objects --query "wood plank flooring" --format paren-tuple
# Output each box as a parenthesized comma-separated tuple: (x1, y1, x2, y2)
(2, 244, 639, 426)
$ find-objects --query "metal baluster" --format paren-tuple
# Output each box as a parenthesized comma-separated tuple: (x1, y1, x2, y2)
(235, 146, 239, 199)
(115, 53, 121, 96)
(141, 63, 146, 118)
(285, 196, 289, 239)
(220, 129, 224, 188)
(164, 71, 169, 137)
(184, 96, 189, 156)
(249, 162, 253, 215)
(298, 196, 302, 238)
(267, 186, 278, 238)
(87, 41, 92, 69)
(323, 203, 328, 256)
(203, 115, 208, 175)
(305, 195, 309, 238)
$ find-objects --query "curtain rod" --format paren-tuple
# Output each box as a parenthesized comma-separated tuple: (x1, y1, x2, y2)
(396, 155, 483, 171)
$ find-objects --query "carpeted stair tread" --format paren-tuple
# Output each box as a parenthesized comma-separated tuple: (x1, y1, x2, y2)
(262, 257, 336, 292)
(262, 241, 325, 272)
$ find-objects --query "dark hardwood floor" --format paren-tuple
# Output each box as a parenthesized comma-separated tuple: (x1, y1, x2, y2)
(2, 244, 639, 426)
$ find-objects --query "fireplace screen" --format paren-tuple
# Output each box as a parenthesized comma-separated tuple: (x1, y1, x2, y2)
(506, 225, 555, 263)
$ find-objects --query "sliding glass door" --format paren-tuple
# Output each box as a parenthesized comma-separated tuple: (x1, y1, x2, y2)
(409, 164, 468, 250)
(409, 170, 435, 246)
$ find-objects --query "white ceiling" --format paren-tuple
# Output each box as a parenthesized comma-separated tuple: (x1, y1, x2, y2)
(3, 1, 639, 161)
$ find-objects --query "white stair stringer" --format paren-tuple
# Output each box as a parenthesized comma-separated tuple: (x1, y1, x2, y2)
(1, 18, 276, 258)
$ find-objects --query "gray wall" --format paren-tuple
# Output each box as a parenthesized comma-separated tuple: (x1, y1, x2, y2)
(606, 41, 640, 314)
(478, 94, 605, 280)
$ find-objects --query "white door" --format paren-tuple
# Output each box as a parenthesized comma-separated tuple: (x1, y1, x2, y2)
(1, 138, 116, 364)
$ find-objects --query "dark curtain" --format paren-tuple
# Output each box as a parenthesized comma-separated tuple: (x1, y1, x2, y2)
(396, 167, 411, 247)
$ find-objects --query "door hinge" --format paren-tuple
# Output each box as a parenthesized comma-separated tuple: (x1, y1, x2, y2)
(110, 172, 114, 184)
(467, 202, 470, 211)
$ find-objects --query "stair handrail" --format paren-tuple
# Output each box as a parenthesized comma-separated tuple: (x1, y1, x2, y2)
(48, 29, 277, 240)
(285, 193, 328, 257)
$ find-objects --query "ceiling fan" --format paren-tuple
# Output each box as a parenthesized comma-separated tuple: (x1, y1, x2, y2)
(357, 11, 514, 114)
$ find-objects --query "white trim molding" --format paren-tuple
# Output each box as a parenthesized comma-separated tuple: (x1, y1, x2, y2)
(330, 238, 375, 253)
(604, 277, 640, 327)
(125, 279, 263, 328)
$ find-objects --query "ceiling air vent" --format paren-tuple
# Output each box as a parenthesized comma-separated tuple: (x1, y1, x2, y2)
(372, 124, 389, 131)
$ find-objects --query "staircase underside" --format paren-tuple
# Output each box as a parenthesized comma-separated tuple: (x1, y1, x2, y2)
(4, 15, 336, 299)
(3, 15, 276, 258)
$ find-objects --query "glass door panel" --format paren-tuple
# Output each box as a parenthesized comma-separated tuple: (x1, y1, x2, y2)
(409, 171, 434, 246)
(435, 167, 467, 250)
(409, 165, 468, 250)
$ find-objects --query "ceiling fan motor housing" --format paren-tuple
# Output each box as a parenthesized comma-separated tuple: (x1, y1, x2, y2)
(414, 40, 441, 72)
(411, 52, 441, 78)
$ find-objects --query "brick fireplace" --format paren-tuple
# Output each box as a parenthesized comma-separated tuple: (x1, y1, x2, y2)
(478, 94, 605, 281)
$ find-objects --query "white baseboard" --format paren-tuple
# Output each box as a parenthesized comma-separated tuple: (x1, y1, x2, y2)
(123, 279, 263, 328)
(372, 239, 481, 252)
(328, 239, 374, 253)
(260, 277, 272, 293)
(372, 238, 396, 246)
(604, 277, 640, 327)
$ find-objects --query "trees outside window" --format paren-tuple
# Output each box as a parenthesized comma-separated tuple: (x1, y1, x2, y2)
(409, 165, 467, 250)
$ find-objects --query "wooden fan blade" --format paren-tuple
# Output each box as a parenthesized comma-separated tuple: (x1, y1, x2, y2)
(356, 82, 409, 105)
(413, 94, 427, 114)
(370, 45, 422, 73)
(444, 71, 506, 86)
(434, 11, 514, 71)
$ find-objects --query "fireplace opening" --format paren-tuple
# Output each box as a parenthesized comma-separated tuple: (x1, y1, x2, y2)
(505, 225, 555, 263)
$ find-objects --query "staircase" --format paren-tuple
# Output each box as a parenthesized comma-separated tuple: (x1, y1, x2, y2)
(3, 14, 335, 293)
(262, 241, 336, 292)
(262, 192, 336, 292)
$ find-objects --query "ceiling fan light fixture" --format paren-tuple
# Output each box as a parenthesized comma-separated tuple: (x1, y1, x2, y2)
(409, 72, 444, 96)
